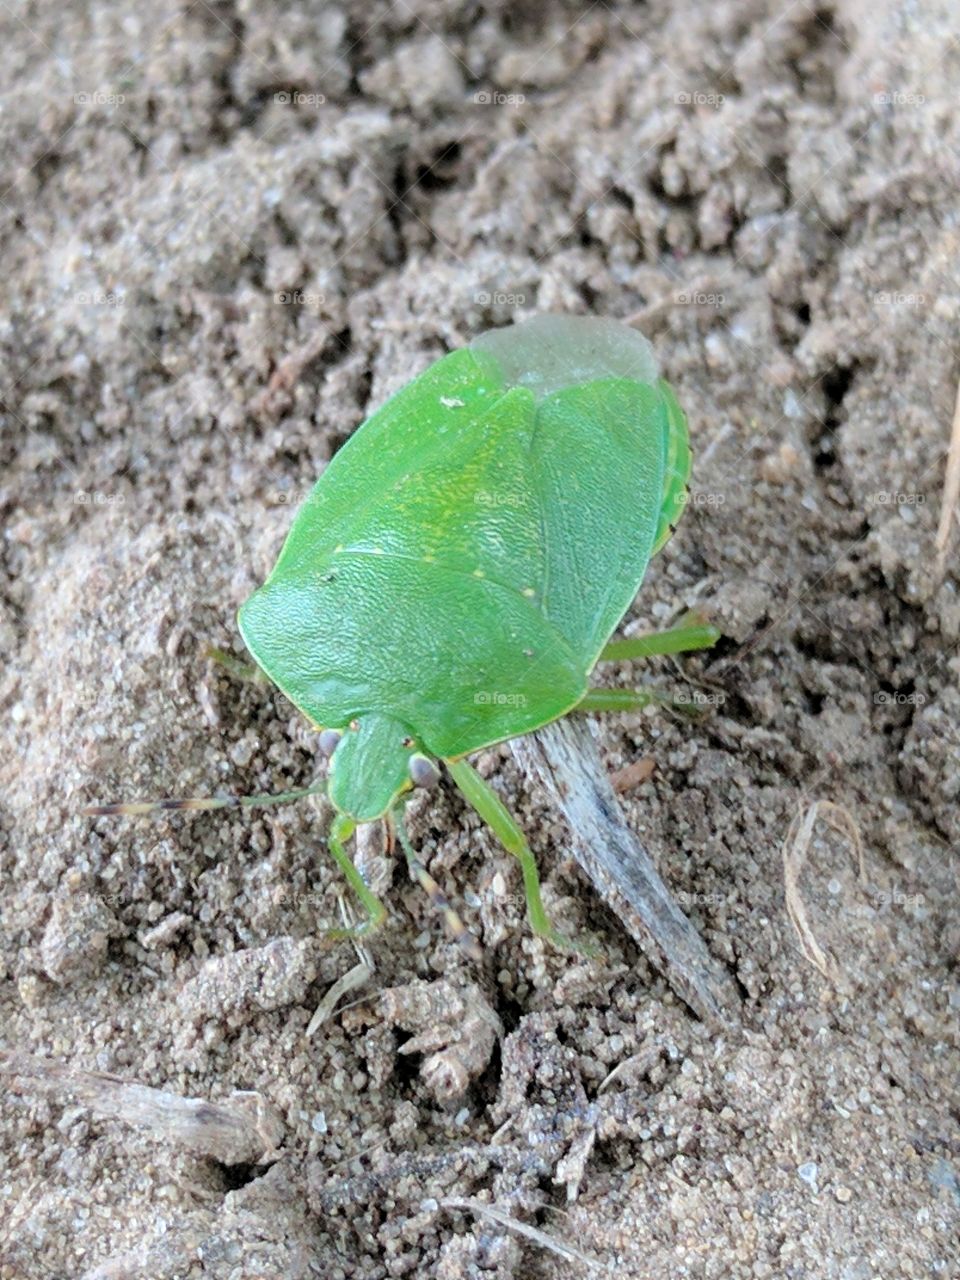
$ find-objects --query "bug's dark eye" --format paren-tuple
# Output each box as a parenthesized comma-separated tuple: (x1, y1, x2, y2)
(409, 754, 440, 789)
(401, 736, 415, 748)
(319, 729, 342, 757)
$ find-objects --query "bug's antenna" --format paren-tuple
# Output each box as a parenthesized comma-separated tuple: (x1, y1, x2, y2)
(392, 808, 483, 963)
(81, 782, 326, 817)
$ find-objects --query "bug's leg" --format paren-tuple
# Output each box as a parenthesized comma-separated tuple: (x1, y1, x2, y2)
(323, 814, 388, 942)
(445, 758, 597, 958)
(591, 613, 721, 720)
(392, 806, 483, 962)
(204, 645, 269, 685)
(381, 814, 394, 855)
(598, 614, 720, 662)
(82, 781, 326, 817)
(575, 687, 706, 720)
(576, 688, 658, 712)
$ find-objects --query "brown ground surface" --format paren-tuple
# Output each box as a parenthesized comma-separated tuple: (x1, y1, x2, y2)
(1, 1, 958, 1277)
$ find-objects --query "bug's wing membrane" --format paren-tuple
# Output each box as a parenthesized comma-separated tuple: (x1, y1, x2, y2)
(528, 377, 669, 664)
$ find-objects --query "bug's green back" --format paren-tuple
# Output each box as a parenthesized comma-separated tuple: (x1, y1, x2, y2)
(514, 374, 669, 659)
(239, 368, 587, 755)
(238, 315, 690, 816)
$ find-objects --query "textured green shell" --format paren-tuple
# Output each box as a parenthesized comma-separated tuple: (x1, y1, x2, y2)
(239, 315, 690, 820)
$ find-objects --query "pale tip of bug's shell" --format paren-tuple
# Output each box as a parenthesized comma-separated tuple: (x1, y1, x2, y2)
(471, 313, 659, 401)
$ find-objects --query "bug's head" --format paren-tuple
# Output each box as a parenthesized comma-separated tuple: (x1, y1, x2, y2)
(320, 713, 440, 822)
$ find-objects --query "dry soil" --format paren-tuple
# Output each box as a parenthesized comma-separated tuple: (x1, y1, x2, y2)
(1, 1, 958, 1278)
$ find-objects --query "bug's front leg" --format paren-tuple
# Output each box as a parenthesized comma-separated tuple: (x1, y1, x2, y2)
(391, 806, 483, 961)
(445, 759, 597, 958)
(323, 814, 388, 942)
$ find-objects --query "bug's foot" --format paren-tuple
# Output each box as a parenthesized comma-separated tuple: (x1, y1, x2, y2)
(322, 916, 385, 947)
(533, 922, 602, 960)
(659, 691, 716, 721)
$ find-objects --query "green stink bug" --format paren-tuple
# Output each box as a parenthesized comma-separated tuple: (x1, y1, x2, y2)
(85, 315, 718, 957)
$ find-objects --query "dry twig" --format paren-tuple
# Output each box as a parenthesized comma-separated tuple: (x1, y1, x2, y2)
(782, 800, 865, 985)
(440, 1197, 607, 1271)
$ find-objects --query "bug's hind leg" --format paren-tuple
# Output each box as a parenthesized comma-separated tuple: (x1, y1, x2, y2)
(598, 614, 720, 662)
(575, 687, 707, 721)
(446, 759, 598, 958)
(392, 808, 483, 961)
(589, 612, 722, 720)
(323, 814, 388, 943)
